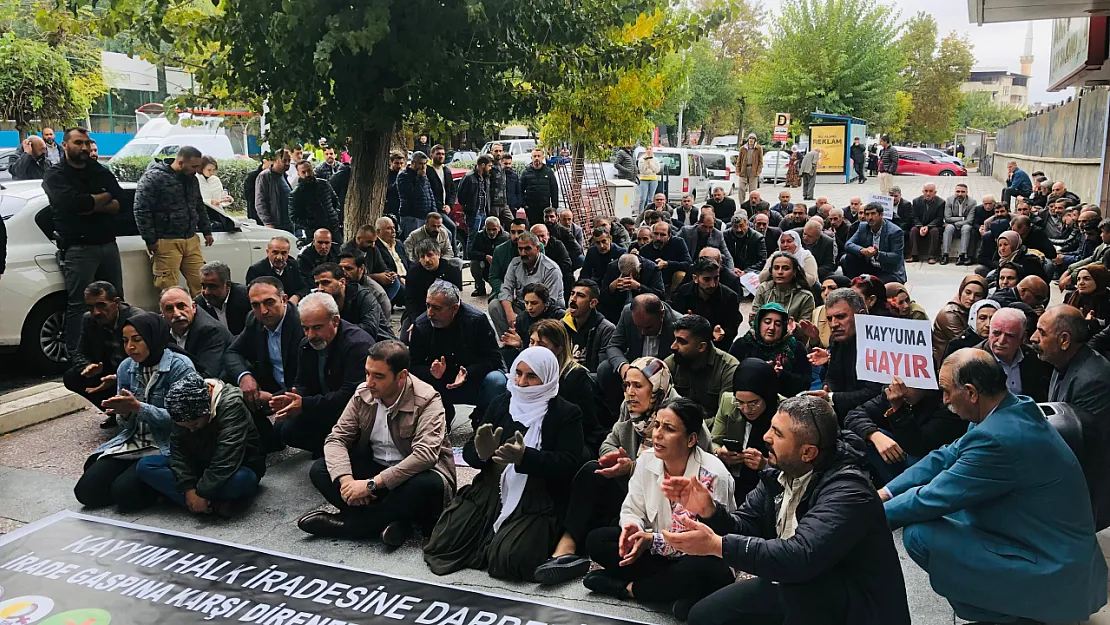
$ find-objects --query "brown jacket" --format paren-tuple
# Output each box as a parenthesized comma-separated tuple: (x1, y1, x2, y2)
(931, 301, 969, 363)
(736, 144, 764, 178)
(324, 374, 456, 504)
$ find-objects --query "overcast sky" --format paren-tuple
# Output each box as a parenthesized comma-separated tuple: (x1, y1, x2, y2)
(755, 0, 1072, 106)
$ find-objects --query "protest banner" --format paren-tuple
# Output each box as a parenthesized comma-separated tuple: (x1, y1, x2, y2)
(0, 512, 640, 625)
(866, 193, 894, 214)
(855, 315, 938, 390)
(738, 272, 761, 297)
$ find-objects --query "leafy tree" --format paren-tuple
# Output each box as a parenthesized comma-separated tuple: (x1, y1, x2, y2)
(67, 0, 703, 233)
(746, 0, 903, 130)
(650, 39, 742, 145)
(957, 91, 1026, 131)
(897, 12, 973, 143)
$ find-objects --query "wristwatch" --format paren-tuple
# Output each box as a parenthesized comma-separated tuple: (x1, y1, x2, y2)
(366, 479, 376, 493)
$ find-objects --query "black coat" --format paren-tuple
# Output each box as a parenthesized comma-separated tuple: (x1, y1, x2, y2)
(222, 303, 303, 393)
(294, 319, 375, 418)
(244, 165, 263, 225)
(550, 224, 583, 267)
(670, 281, 742, 350)
(340, 282, 387, 340)
(792, 229, 837, 280)
(182, 306, 234, 378)
(10, 152, 46, 180)
(605, 303, 680, 372)
(560, 365, 609, 456)
(911, 196, 945, 228)
(580, 244, 626, 282)
(728, 339, 811, 397)
(195, 282, 251, 336)
(297, 245, 340, 291)
(407, 302, 505, 387)
(330, 163, 352, 210)
(69, 304, 144, 373)
(520, 164, 559, 212)
(426, 165, 457, 210)
(503, 167, 523, 209)
(844, 392, 967, 460)
(405, 259, 463, 313)
(1021, 224, 1058, 260)
(705, 196, 738, 223)
(724, 228, 768, 274)
(761, 226, 782, 256)
(598, 256, 666, 322)
(290, 179, 342, 237)
(245, 258, 308, 302)
(704, 436, 911, 625)
(384, 169, 400, 217)
(637, 237, 693, 285)
(825, 335, 883, 423)
(456, 170, 490, 219)
(468, 230, 509, 263)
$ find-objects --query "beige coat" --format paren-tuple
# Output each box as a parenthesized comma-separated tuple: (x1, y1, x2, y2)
(324, 374, 457, 504)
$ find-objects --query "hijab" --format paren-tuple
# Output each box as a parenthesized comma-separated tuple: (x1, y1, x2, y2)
(123, 312, 178, 368)
(624, 356, 674, 435)
(741, 303, 797, 370)
(996, 230, 1022, 264)
(732, 358, 778, 442)
(777, 231, 814, 272)
(952, 274, 988, 311)
(495, 347, 560, 533)
(969, 298, 1000, 332)
(1067, 265, 1110, 322)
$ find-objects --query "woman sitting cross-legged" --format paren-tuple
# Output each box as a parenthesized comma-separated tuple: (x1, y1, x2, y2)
(500, 282, 565, 366)
(532, 357, 711, 585)
(423, 347, 584, 581)
(528, 319, 609, 457)
(582, 397, 736, 618)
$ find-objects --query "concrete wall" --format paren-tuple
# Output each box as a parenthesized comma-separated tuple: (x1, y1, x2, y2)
(990, 152, 1102, 202)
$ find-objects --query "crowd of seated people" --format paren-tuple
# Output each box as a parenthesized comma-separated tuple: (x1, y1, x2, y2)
(62, 144, 1110, 624)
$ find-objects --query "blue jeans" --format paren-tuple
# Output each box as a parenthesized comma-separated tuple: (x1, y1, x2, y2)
(637, 180, 656, 213)
(465, 211, 486, 256)
(136, 455, 260, 508)
(400, 216, 425, 240)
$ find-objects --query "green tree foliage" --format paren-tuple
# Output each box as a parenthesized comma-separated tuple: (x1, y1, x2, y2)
(747, 0, 902, 129)
(898, 12, 973, 143)
(649, 39, 742, 144)
(957, 91, 1026, 131)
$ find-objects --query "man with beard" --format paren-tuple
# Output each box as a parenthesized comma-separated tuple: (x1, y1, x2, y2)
(740, 190, 770, 220)
(521, 149, 560, 226)
(384, 152, 405, 217)
(543, 207, 584, 267)
(337, 252, 394, 328)
(487, 143, 510, 226)
(581, 227, 626, 282)
(406, 280, 506, 427)
(314, 146, 341, 180)
(255, 149, 294, 232)
(10, 135, 48, 180)
(466, 216, 508, 297)
(290, 161, 342, 238)
(270, 292, 374, 457)
(562, 279, 615, 373)
(488, 218, 529, 300)
(313, 263, 390, 341)
(457, 155, 494, 257)
(160, 286, 233, 378)
(670, 258, 741, 350)
(404, 240, 463, 329)
(975, 307, 1050, 402)
(426, 145, 458, 246)
(490, 231, 564, 334)
(638, 220, 693, 294)
(246, 236, 306, 305)
(824, 208, 852, 263)
(396, 151, 437, 239)
(63, 281, 143, 428)
(705, 187, 738, 223)
(501, 154, 522, 213)
(41, 127, 63, 165)
(531, 223, 574, 302)
(298, 228, 339, 291)
(778, 202, 810, 232)
(664, 314, 739, 417)
(195, 260, 251, 336)
(373, 217, 407, 304)
(805, 288, 882, 422)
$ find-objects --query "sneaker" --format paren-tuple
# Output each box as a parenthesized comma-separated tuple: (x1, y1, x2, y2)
(583, 571, 629, 599)
(380, 521, 412, 548)
(534, 554, 592, 585)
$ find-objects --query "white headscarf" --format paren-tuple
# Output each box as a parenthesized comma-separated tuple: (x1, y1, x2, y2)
(778, 230, 814, 268)
(494, 347, 560, 533)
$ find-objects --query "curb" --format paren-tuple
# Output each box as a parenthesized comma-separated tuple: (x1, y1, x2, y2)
(0, 383, 90, 435)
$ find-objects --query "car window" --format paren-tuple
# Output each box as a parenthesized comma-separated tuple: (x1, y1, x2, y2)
(656, 153, 681, 176)
(0, 195, 28, 219)
(113, 142, 160, 158)
(157, 145, 180, 157)
(698, 153, 726, 170)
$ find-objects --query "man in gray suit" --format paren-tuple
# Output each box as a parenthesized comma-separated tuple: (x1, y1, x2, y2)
(678, 207, 734, 272)
(597, 294, 680, 408)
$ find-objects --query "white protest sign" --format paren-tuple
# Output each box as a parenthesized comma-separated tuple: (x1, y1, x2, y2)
(855, 315, 938, 390)
(739, 271, 761, 297)
(867, 193, 894, 214)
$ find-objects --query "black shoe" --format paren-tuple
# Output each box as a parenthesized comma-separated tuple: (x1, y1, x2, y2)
(534, 554, 592, 585)
(672, 598, 697, 621)
(211, 498, 250, 519)
(100, 415, 118, 429)
(297, 511, 348, 538)
(909, 256, 919, 263)
(957, 255, 970, 266)
(583, 570, 629, 599)
(470, 289, 486, 297)
(380, 521, 411, 548)
(939, 255, 949, 265)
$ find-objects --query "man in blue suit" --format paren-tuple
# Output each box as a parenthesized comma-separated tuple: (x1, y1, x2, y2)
(841, 201, 907, 283)
(881, 349, 1107, 624)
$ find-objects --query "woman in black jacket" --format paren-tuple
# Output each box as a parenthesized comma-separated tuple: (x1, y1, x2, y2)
(424, 347, 584, 582)
(528, 319, 607, 456)
(710, 359, 778, 503)
(500, 282, 564, 365)
(729, 303, 811, 397)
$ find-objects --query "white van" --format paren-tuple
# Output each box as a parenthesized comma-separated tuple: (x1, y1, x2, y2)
(480, 138, 537, 165)
(634, 147, 711, 202)
(693, 148, 737, 196)
(112, 116, 239, 160)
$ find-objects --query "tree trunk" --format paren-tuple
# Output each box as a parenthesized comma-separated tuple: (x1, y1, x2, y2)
(344, 124, 395, 237)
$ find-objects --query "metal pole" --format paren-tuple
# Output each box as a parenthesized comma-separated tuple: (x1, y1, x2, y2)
(774, 141, 781, 186)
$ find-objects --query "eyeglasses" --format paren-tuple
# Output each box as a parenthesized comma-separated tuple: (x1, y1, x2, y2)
(737, 398, 765, 411)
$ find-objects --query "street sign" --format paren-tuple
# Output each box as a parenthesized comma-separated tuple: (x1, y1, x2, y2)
(773, 112, 790, 142)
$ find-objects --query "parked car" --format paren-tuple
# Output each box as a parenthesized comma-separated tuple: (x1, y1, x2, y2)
(711, 135, 739, 149)
(918, 147, 964, 168)
(634, 147, 711, 202)
(759, 150, 792, 182)
(694, 149, 737, 196)
(0, 181, 299, 372)
(113, 116, 241, 160)
(895, 148, 967, 176)
(448, 150, 477, 164)
(479, 139, 537, 165)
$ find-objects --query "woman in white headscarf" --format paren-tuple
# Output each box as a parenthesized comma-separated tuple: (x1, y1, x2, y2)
(424, 347, 585, 582)
(758, 229, 819, 286)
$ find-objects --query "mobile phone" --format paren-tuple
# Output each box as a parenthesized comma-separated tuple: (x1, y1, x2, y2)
(722, 439, 744, 453)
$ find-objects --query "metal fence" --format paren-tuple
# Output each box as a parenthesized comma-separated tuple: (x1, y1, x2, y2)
(995, 87, 1108, 159)
(555, 161, 615, 227)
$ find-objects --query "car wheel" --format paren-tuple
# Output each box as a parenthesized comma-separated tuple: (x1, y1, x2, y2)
(939, 170, 955, 176)
(20, 293, 69, 373)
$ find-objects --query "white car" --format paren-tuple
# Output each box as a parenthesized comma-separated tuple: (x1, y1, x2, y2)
(0, 180, 299, 372)
(760, 150, 792, 182)
(918, 147, 964, 168)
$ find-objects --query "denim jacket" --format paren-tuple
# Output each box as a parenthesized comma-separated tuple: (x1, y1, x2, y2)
(96, 350, 196, 456)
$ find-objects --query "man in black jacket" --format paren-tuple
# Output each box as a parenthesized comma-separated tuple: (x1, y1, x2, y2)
(975, 307, 1051, 402)
(598, 294, 680, 406)
(426, 145, 458, 245)
(312, 263, 389, 341)
(290, 161, 342, 239)
(404, 239, 463, 322)
(42, 127, 127, 354)
(705, 187, 738, 223)
(245, 236, 306, 305)
(807, 288, 882, 422)
(665, 395, 910, 625)
(1011, 214, 1059, 263)
(298, 228, 340, 289)
(890, 186, 913, 236)
(10, 136, 48, 180)
(638, 221, 693, 294)
(270, 292, 374, 457)
(598, 253, 666, 323)
(405, 279, 507, 427)
(908, 183, 945, 263)
(502, 154, 523, 212)
(723, 214, 767, 279)
(196, 261, 251, 336)
(563, 279, 615, 374)
(532, 223, 575, 301)
(739, 190, 770, 220)
(384, 152, 405, 217)
(543, 207, 584, 263)
(520, 148, 559, 226)
(670, 257, 741, 350)
(467, 215, 508, 298)
(795, 220, 838, 281)
(63, 281, 143, 428)
(850, 136, 866, 183)
(244, 159, 267, 225)
(222, 277, 304, 451)
(160, 286, 233, 378)
(580, 227, 626, 282)
(752, 213, 781, 257)
(456, 156, 493, 258)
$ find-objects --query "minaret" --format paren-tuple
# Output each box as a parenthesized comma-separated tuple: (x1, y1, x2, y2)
(1020, 22, 1034, 76)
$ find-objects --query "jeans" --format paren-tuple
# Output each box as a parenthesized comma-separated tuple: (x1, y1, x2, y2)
(801, 173, 816, 200)
(465, 212, 486, 256)
(440, 212, 458, 247)
(152, 236, 205, 295)
(942, 223, 975, 256)
(309, 456, 444, 537)
(136, 455, 260, 507)
(62, 242, 123, 355)
(400, 216, 424, 240)
(840, 253, 902, 284)
(637, 180, 656, 213)
(863, 428, 919, 486)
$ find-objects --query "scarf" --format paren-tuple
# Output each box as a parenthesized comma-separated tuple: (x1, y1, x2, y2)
(494, 347, 560, 533)
(777, 231, 814, 272)
(741, 304, 796, 370)
(123, 312, 176, 367)
(996, 231, 1022, 264)
(624, 356, 674, 437)
(968, 298, 1000, 337)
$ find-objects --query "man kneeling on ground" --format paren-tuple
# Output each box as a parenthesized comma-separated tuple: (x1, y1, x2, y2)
(136, 372, 266, 517)
(298, 340, 457, 546)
